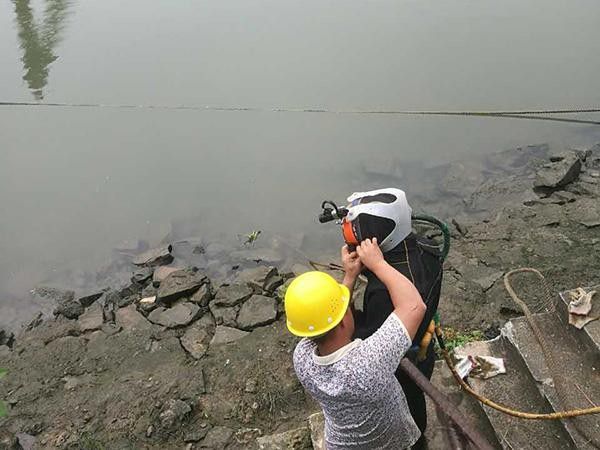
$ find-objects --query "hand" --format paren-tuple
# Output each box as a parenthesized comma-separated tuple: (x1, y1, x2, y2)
(356, 238, 386, 273)
(341, 245, 362, 279)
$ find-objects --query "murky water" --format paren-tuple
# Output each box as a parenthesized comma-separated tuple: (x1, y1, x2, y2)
(2, 0, 600, 328)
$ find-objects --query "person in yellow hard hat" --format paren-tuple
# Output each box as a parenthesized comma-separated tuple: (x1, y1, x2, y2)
(285, 238, 426, 450)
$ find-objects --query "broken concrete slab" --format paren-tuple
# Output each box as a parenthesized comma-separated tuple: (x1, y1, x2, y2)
(209, 326, 249, 345)
(462, 336, 575, 450)
(132, 244, 173, 267)
(236, 295, 278, 330)
(502, 314, 599, 448)
(156, 268, 207, 303)
(148, 302, 200, 328)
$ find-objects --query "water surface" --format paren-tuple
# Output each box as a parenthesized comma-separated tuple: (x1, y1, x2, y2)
(1, 0, 600, 328)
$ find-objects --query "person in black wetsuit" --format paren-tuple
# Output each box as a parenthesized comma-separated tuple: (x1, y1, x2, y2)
(342, 188, 443, 450)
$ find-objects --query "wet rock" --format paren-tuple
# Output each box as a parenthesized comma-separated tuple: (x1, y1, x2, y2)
(200, 426, 233, 448)
(157, 268, 207, 303)
(190, 282, 213, 306)
(484, 143, 549, 172)
(209, 303, 239, 327)
(131, 267, 153, 284)
(210, 326, 249, 345)
(115, 304, 151, 331)
(213, 283, 253, 307)
(148, 302, 200, 328)
(158, 399, 191, 431)
(0, 329, 14, 348)
(54, 297, 84, 320)
(77, 291, 104, 307)
(256, 426, 312, 450)
(152, 266, 181, 285)
(236, 266, 278, 290)
(180, 325, 212, 359)
(534, 151, 582, 188)
(192, 245, 206, 255)
(230, 248, 283, 264)
(31, 286, 75, 304)
(78, 302, 104, 332)
(141, 284, 157, 298)
(116, 295, 136, 308)
(99, 290, 121, 322)
(264, 274, 285, 294)
(132, 244, 173, 267)
(236, 295, 278, 330)
(114, 239, 149, 254)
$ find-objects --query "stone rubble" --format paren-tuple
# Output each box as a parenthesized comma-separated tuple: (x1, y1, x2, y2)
(132, 244, 174, 267)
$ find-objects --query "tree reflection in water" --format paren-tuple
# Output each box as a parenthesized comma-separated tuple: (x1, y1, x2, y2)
(13, 0, 73, 100)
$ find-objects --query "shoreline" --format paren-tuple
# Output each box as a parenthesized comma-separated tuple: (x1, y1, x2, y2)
(1, 142, 599, 448)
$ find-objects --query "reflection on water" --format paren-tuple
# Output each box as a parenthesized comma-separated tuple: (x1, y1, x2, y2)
(13, 0, 73, 100)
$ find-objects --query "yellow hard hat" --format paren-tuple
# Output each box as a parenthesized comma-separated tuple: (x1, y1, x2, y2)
(284, 271, 350, 337)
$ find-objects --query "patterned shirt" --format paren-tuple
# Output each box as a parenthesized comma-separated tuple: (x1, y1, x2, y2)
(293, 314, 420, 449)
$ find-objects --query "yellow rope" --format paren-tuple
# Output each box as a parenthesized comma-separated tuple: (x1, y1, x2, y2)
(441, 268, 600, 420)
(440, 345, 600, 419)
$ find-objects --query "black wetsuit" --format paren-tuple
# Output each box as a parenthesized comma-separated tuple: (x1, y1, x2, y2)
(353, 234, 443, 450)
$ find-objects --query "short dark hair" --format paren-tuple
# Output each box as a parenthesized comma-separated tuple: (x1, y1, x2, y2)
(310, 331, 330, 344)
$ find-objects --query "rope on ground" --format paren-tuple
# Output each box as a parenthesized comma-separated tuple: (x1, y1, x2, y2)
(441, 268, 600, 421)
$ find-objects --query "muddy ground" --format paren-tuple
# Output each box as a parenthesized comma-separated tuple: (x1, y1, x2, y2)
(1, 143, 599, 449)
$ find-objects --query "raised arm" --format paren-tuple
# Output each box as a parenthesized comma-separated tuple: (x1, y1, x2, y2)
(356, 238, 426, 340)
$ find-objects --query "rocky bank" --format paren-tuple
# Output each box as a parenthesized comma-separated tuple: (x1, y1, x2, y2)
(1, 143, 599, 449)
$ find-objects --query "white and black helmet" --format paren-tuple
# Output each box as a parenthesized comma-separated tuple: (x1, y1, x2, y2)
(343, 188, 412, 253)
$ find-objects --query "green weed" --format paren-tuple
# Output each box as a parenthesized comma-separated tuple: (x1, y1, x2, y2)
(440, 327, 485, 354)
